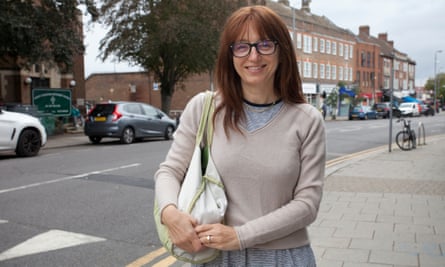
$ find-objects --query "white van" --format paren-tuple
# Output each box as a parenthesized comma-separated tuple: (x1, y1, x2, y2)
(398, 102, 420, 117)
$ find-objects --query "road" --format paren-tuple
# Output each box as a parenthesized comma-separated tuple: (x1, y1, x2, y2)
(0, 113, 444, 266)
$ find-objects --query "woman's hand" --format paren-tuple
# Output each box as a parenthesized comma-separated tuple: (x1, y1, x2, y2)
(195, 223, 240, 251)
(161, 205, 204, 253)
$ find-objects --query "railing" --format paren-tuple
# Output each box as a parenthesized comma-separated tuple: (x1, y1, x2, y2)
(417, 121, 426, 146)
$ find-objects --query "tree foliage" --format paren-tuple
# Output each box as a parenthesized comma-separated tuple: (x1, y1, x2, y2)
(98, 0, 247, 113)
(425, 73, 445, 101)
(0, 0, 99, 71)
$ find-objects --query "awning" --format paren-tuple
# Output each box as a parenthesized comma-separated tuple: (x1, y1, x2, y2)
(402, 96, 420, 103)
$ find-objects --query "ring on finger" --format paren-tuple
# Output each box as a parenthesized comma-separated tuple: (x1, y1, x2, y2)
(206, 235, 212, 243)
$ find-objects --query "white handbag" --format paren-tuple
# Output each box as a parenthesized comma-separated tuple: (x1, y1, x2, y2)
(154, 91, 227, 264)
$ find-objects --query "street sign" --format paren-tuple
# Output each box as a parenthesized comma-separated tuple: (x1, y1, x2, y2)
(32, 88, 72, 116)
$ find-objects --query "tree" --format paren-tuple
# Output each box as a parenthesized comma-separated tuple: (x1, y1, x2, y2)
(0, 0, 98, 71)
(98, 0, 246, 113)
(425, 72, 445, 103)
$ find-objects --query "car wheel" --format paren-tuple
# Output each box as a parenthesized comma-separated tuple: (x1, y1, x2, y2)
(16, 129, 41, 157)
(89, 136, 102, 144)
(164, 125, 174, 140)
(120, 127, 135, 144)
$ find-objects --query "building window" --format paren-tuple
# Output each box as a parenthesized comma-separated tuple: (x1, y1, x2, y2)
(344, 45, 349, 60)
(303, 35, 312, 53)
(332, 65, 337, 80)
(297, 33, 302, 49)
(326, 64, 331, 79)
(326, 40, 331, 54)
(339, 66, 343, 80)
(313, 37, 318, 52)
(332, 42, 337, 55)
(339, 43, 344, 57)
(349, 68, 353, 81)
(313, 63, 318, 78)
(344, 66, 349, 81)
(303, 61, 312, 77)
(320, 64, 325, 79)
(320, 39, 325, 53)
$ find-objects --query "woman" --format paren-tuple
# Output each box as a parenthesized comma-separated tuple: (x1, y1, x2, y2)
(155, 5, 326, 266)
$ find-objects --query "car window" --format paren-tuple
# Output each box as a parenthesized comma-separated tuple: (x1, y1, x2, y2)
(141, 104, 159, 118)
(123, 103, 143, 115)
(90, 104, 115, 116)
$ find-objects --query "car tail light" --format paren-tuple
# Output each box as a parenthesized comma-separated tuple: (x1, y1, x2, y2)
(112, 106, 122, 121)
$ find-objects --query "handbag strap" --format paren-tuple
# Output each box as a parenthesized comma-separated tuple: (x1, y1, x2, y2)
(196, 91, 214, 146)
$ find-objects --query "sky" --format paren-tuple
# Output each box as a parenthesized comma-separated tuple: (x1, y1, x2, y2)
(83, 0, 445, 87)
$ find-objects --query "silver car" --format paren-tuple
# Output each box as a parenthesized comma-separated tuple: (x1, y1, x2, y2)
(84, 101, 177, 144)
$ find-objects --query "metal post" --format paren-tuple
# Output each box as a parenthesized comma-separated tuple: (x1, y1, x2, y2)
(434, 50, 442, 113)
(389, 54, 395, 152)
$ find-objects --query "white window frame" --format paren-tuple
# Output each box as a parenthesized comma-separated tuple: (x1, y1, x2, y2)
(320, 39, 325, 53)
(296, 33, 302, 49)
(303, 61, 312, 78)
(332, 41, 337, 56)
(320, 64, 325, 79)
(326, 64, 331, 79)
(326, 40, 331, 54)
(303, 35, 312, 53)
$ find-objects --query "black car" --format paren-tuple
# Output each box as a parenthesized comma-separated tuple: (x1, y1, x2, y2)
(373, 102, 391, 118)
(84, 101, 177, 144)
(420, 104, 435, 116)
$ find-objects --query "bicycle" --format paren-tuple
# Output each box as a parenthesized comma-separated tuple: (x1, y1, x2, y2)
(395, 118, 416, 151)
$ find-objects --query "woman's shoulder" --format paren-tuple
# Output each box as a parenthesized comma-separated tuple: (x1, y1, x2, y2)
(286, 102, 322, 118)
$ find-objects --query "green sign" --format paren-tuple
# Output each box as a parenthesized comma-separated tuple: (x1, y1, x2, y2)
(32, 88, 72, 116)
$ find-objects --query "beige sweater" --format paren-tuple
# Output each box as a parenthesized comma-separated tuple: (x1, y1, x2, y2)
(155, 92, 326, 250)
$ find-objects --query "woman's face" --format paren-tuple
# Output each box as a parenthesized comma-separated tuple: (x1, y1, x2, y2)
(232, 25, 279, 91)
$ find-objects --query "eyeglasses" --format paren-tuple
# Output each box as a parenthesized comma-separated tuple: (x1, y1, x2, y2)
(230, 40, 278, 58)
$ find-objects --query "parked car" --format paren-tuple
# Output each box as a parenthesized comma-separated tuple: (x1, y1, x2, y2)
(398, 102, 420, 117)
(84, 101, 177, 144)
(0, 107, 47, 157)
(373, 102, 391, 118)
(420, 104, 435, 116)
(349, 105, 378, 120)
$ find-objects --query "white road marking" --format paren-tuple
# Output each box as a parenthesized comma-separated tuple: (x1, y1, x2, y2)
(0, 229, 106, 262)
(0, 219, 8, 224)
(0, 163, 141, 195)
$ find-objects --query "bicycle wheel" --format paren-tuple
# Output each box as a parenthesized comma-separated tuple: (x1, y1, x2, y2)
(396, 131, 413, 151)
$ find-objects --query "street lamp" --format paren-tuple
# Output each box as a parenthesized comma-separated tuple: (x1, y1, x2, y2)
(434, 50, 442, 112)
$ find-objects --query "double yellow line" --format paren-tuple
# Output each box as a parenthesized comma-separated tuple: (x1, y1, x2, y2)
(126, 247, 177, 267)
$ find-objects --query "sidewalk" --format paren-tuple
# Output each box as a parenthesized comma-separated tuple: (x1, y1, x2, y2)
(44, 131, 445, 267)
(312, 135, 445, 267)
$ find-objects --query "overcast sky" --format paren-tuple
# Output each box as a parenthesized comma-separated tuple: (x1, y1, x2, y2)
(83, 0, 445, 87)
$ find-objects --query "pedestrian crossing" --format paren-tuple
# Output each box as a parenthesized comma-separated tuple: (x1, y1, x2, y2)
(0, 229, 106, 262)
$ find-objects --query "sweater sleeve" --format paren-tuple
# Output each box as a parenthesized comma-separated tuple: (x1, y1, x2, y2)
(154, 92, 207, 212)
(235, 105, 326, 249)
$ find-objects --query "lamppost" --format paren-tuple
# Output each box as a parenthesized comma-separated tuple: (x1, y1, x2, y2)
(434, 50, 442, 113)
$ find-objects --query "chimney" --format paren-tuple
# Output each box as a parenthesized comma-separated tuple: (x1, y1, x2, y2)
(359, 25, 370, 36)
(278, 0, 290, 6)
(301, 0, 311, 12)
(388, 41, 394, 48)
(378, 33, 388, 41)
